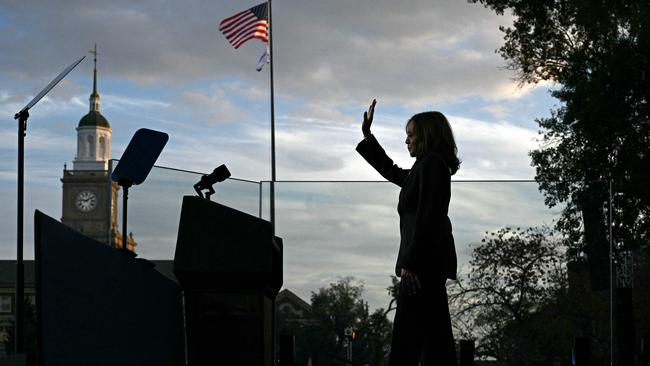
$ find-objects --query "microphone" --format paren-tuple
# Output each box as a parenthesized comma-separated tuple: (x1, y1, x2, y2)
(193, 164, 231, 200)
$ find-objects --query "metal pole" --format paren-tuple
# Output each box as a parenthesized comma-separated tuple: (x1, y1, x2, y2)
(267, 4, 277, 365)
(268, 0, 276, 235)
(348, 339, 352, 365)
(107, 160, 114, 247)
(609, 180, 614, 366)
(122, 185, 129, 254)
(258, 182, 263, 219)
(15, 110, 27, 354)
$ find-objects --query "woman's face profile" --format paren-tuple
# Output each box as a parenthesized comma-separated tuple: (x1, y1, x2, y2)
(405, 121, 417, 157)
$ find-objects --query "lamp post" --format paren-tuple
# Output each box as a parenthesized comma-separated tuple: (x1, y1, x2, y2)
(344, 326, 355, 365)
(12, 55, 85, 353)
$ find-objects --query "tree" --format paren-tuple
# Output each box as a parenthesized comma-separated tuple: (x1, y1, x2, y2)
(4, 296, 37, 366)
(468, 2, 650, 363)
(299, 277, 392, 366)
(449, 226, 567, 365)
(356, 307, 392, 366)
(384, 275, 399, 317)
(470, 0, 650, 290)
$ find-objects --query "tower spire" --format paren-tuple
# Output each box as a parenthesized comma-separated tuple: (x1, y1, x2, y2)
(89, 44, 100, 111)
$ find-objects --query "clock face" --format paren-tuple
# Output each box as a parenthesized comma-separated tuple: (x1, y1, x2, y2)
(75, 190, 97, 212)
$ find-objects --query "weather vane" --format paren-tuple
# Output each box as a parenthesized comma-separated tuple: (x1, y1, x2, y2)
(89, 43, 98, 59)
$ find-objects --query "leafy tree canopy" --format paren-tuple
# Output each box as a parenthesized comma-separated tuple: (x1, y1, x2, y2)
(299, 277, 392, 366)
(449, 226, 567, 364)
(471, 0, 650, 252)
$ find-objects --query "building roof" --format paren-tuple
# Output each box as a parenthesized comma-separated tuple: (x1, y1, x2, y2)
(0, 261, 35, 287)
(78, 110, 110, 128)
(276, 289, 312, 313)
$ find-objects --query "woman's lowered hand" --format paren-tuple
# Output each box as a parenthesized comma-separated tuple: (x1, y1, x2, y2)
(400, 268, 422, 295)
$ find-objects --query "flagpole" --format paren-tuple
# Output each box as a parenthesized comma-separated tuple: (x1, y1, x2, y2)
(268, 0, 276, 235)
(266, 5, 278, 365)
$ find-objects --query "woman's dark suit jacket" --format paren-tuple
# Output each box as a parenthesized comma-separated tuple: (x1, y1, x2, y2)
(356, 134, 457, 281)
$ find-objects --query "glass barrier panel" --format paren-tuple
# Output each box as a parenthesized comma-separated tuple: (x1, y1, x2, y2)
(262, 181, 564, 313)
(111, 162, 261, 259)
(107, 172, 585, 350)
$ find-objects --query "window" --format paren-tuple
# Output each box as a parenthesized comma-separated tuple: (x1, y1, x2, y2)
(77, 136, 83, 158)
(99, 136, 106, 159)
(87, 135, 95, 157)
(0, 295, 11, 313)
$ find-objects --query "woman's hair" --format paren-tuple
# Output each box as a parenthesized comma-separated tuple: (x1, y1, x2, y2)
(407, 111, 461, 175)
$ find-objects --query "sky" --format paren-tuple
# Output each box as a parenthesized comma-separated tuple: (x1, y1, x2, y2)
(0, 0, 563, 311)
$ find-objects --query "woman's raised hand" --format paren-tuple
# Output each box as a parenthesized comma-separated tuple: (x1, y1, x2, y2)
(362, 99, 376, 138)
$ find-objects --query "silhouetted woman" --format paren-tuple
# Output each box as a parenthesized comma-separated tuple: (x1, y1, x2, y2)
(356, 99, 459, 366)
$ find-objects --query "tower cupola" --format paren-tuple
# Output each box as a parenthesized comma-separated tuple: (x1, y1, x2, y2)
(73, 44, 112, 171)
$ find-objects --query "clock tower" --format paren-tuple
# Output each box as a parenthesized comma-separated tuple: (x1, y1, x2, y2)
(61, 45, 136, 252)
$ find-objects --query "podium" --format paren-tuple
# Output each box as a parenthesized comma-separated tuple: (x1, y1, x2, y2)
(173, 196, 283, 366)
(34, 210, 184, 365)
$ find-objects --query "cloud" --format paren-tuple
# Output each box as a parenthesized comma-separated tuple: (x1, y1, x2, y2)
(0, 0, 562, 311)
(0, 82, 87, 117)
(481, 104, 511, 119)
(0, 123, 75, 157)
(2, 0, 522, 107)
(174, 83, 261, 125)
(267, 0, 523, 109)
(329, 114, 541, 181)
(103, 94, 171, 110)
(153, 110, 540, 181)
(451, 115, 539, 179)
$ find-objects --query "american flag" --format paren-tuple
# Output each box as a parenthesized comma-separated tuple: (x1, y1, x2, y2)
(219, 2, 269, 49)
